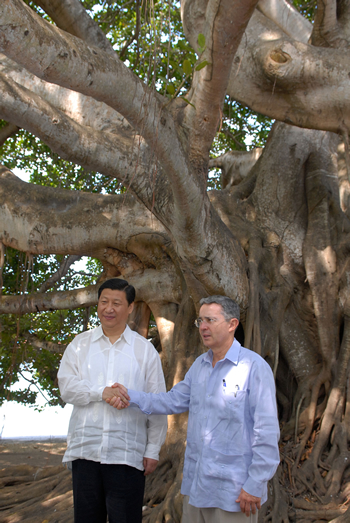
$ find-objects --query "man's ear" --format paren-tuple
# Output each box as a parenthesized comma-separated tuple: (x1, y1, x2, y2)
(128, 302, 135, 314)
(229, 318, 239, 332)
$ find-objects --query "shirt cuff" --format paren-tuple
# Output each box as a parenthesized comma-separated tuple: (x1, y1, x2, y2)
(129, 390, 149, 411)
(242, 476, 265, 498)
(144, 443, 161, 461)
(90, 385, 105, 402)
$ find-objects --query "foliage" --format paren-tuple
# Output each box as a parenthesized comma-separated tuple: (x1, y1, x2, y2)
(0, 129, 123, 194)
(0, 249, 100, 407)
(292, 0, 316, 22)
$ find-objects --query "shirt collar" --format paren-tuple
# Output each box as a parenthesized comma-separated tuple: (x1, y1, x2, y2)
(91, 323, 133, 345)
(203, 338, 241, 365)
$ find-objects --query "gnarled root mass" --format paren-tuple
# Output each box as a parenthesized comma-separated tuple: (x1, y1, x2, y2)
(0, 464, 73, 522)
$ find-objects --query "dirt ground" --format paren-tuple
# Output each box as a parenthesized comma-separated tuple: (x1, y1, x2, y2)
(0, 439, 73, 523)
(0, 439, 67, 468)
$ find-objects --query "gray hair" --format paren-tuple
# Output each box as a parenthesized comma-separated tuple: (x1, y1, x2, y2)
(199, 295, 240, 322)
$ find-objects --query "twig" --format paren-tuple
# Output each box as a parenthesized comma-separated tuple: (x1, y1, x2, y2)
(297, 472, 324, 504)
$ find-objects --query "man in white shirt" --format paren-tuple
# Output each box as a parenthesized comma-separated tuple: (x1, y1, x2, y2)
(58, 278, 167, 523)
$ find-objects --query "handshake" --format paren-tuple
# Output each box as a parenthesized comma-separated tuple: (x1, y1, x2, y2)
(102, 383, 131, 409)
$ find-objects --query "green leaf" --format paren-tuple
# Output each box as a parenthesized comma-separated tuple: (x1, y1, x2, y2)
(183, 59, 192, 76)
(198, 33, 206, 49)
(195, 60, 211, 71)
(180, 97, 196, 109)
(167, 83, 175, 95)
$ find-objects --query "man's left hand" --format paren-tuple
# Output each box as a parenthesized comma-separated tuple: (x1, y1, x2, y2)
(235, 489, 261, 517)
(143, 457, 158, 476)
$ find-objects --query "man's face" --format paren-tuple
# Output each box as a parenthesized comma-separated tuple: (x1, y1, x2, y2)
(97, 288, 134, 333)
(198, 303, 238, 351)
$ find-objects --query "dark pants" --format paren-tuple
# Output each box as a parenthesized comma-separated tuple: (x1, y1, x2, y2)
(72, 459, 145, 523)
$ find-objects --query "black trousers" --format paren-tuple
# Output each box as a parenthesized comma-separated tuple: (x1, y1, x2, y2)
(72, 459, 145, 523)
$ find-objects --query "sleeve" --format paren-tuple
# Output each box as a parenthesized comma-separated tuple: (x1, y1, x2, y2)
(57, 340, 105, 406)
(129, 364, 192, 416)
(242, 359, 280, 498)
(143, 346, 168, 460)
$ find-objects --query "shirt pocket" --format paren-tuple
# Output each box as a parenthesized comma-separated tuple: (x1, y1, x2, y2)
(223, 389, 247, 420)
(210, 390, 247, 454)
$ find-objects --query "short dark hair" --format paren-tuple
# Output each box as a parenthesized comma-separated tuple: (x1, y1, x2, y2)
(199, 295, 240, 322)
(98, 278, 135, 305)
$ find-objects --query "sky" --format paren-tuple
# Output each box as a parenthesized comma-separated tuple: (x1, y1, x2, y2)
(0, 389, 73, 440)
(1, 168, 73, 440)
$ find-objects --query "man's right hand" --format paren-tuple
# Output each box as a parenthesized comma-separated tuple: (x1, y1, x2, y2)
(103, 383, 130, 408)
(102, 386, 122, 404)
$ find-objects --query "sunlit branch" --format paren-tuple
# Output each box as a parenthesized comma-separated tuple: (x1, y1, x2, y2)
(34, 0, 115, 55)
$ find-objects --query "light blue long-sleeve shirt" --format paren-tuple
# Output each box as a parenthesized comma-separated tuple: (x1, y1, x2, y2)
(128, 339, 280, 512)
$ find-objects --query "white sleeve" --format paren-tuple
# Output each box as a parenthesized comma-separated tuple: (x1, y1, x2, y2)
(57, 340, 104, 406)
(143, 345, 168, 460)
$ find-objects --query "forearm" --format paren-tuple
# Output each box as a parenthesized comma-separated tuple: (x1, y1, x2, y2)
(58, 373, 104, 405)
(144, 414, 168, 459)
(129, 387, 190, 415)
(243, 421, 280, 497)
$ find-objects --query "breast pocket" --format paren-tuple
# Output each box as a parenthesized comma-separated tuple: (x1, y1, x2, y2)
(208, 390, 247, 454)
(223, 390, 247, 422)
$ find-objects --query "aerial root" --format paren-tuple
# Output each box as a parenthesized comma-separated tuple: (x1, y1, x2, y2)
(143, 470, 183, 523)
(261, 470, 289, 523)
(0, 464, 73, 523)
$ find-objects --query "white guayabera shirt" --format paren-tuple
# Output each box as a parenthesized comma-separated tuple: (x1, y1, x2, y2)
(58, 324, 167, 471)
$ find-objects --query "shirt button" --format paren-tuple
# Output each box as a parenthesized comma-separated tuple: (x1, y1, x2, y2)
(207, 394, 210, 398)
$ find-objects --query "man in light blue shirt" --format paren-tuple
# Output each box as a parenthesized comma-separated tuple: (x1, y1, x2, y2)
(109, 296, 280, 522)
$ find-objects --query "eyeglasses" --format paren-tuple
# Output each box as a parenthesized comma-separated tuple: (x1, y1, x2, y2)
(194, 317, 221, 328)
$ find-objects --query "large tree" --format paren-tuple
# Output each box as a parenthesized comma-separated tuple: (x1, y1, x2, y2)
(1, 0, 350, 521)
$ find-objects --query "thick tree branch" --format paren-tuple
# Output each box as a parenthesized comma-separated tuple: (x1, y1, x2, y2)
(0, 56, 206, 253)
(183, 6, 350, 133)
(0, 72, 169, 212)
(0, 267, 181, 314)
(311, 0, 350, 48)
(34, 0, 115, 55)
(0, 54, 133, 136)
(312, 0, 338, 46)
(0, 60, 185, 225)
(0, 166, 168, 256)
(0, 0, 190, 195)
(227, 10, 350, 133)
(0, 120, 19, 145)
(184, 0, 259, 165)
(257, 0, 312, 43)
(0, 1, 249, 305)
(0, 284, 98, 314)
(209, 149, 262, 188)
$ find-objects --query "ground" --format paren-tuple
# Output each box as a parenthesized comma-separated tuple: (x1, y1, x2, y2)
(0, 439, 73, 523)
(0, 439, 66, 468)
